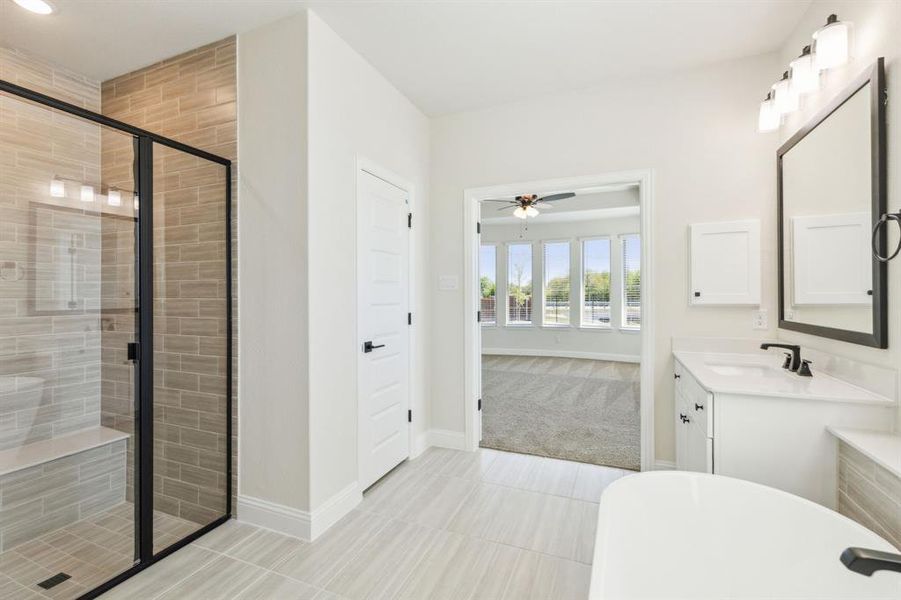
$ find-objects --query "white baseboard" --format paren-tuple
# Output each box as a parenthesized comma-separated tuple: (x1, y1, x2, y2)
(482, 348, 640, 364)
(427, 429, 466, 450)
(237, 481, 361, 542)
(411, 430, 430, 458)
(654, 460, 676, 470)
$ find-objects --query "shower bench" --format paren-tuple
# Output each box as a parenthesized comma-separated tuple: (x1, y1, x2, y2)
(0, 426, 129, 552)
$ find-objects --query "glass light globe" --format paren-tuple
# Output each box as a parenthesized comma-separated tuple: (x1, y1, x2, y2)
(789, 46, 820, 95)
(107, 189, 122, 207)
(513, 207, 527, 219)
(50, 178, 65, 198)
(772, 72, 798, 115)
(758, 92, 780, 133)
(525, 206, 539, 217)
(813, 14, 850, 70)
(80, 185, 94, 203)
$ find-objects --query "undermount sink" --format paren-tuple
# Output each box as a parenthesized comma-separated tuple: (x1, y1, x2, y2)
(704, 363, 772, 377)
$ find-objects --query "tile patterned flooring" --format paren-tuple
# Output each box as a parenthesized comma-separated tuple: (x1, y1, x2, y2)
(0, 503, 201, 599)
(97, 448, 632, 600)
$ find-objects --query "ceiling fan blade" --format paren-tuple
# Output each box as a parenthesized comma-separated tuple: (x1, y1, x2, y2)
(533, 202, 554, 209)
(497, 205, 515, 211)
(481, 198, 516, 204)
(538, 192, 575, 203)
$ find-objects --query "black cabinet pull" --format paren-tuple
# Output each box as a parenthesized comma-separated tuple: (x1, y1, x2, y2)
(695, 403, 704, 411)
(674, 373, 681, 379)
(680, 413, 689, 423)
(362, 341, 385, 353)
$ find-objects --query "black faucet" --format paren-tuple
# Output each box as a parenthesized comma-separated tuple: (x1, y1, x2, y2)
(841, 547, 901, 576)
(760, 343, 802, 372)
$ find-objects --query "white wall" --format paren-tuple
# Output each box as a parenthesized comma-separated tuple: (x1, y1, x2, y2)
(238, 9, 430, 523)
(237, 13, 311, 511)
(774, 1, 901, 430)
(428, 53, 782, 463)
(481, 214, 641, 361)
(306, 12, 431, 510)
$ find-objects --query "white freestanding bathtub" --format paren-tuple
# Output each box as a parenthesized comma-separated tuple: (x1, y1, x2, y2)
(590, 472, 901, 599)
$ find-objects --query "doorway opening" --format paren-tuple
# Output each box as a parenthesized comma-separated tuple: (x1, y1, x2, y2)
(463, 171, 654, 471)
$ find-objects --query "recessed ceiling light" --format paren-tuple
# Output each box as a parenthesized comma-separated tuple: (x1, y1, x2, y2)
(13, 0, 56, 15)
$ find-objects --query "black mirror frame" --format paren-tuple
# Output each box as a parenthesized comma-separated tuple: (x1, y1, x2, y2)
(777, 57, 887, 349)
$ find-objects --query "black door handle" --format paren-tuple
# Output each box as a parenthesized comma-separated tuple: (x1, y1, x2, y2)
(363, 341, 385, 353)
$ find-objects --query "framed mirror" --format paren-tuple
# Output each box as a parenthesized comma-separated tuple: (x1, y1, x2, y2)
(778, 58, 887, 348)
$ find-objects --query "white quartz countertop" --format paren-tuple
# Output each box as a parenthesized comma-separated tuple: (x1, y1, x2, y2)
(674, 351, 895, 406)
(828, 427, 901, 479)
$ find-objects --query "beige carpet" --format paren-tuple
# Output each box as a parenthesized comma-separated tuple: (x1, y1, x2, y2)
(480, 355, 641, 471)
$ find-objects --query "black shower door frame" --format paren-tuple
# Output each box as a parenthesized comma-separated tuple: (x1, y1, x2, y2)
(0, 79, 233, 600)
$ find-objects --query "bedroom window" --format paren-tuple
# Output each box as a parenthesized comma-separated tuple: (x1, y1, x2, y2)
(507, 243, 533, 324)
(543, 241, 570, 325)
(622, 234, 641, 329)
(582, 238, 611, 327)
(479, 244, 497, 325)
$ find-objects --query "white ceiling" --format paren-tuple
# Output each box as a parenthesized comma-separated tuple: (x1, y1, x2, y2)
(0, 0, 812, 116)
(482, 188, 639, 225)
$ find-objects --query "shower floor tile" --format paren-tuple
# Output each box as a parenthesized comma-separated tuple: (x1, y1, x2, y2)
(0, 503, 200, 600)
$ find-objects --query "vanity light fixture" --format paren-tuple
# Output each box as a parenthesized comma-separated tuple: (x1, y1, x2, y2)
(772, 72, 798, 115)
(789, 46, 820, 95)
(813, 14, 851, 71)
(757, 92, 780, 133)
(49, 177, 65, 198)
(107, 189, 122, 207)
(12, 0, 56, 15)
(80, 185, 94, 203)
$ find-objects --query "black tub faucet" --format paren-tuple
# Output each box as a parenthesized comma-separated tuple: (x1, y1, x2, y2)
(841, 547, 901, 576)
(760, 343, 801, 372)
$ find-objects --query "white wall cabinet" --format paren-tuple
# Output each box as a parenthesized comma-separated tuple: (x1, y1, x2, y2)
(689, 220, 760, 305)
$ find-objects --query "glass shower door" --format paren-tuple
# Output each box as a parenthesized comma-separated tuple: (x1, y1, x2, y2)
(0, 88, 139, 598)
(150, 142, 229, 553)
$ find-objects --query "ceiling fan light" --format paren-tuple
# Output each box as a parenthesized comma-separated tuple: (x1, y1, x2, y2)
(813, 14, 850, 70)
(525, 206, 539, 217)
(513, 207, 527, 219)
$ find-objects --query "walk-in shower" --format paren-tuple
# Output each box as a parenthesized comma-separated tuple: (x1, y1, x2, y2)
(0, 79, 232, 599)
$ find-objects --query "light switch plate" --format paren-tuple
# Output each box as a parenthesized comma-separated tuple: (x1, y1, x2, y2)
(438, 275, 459, 291)
(752, 309, 768, 330)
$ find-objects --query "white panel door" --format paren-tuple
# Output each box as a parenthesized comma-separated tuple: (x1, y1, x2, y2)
(357, 169, 410, 490)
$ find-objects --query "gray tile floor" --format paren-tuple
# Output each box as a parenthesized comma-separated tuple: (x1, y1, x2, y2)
(0, 503, 201, 599)
(97, 448, 632, 600)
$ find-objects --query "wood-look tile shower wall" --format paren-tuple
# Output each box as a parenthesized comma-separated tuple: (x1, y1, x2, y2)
(100, 37, 237, 524)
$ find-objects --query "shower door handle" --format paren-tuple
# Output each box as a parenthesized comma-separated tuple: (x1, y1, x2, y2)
(127, 342, 139, 362)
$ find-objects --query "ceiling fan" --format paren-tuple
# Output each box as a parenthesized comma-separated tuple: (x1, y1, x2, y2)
(482, 192, 575, 219)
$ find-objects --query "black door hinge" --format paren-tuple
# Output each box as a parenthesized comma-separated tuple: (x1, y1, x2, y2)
(477, 311, 481, 322)
(477, 222, 481, 234)
(407, 409, 412, 423)
(408, 312, 412, 325)
(478, 398, 482, 411)
(408, 213, 412, 228)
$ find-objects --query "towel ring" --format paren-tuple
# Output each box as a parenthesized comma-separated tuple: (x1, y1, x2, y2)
(872, 212, 901, 262)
